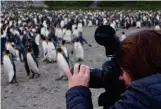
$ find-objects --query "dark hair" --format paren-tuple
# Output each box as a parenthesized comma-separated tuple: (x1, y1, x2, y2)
(120, 29, 161, 80)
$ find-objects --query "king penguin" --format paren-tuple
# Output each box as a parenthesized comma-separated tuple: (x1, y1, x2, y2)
(41, 36, 48, 59)
(136, 21, 141, 28)
(57, 27, 63, 40)
(46, 38, 57, 63)
(73, 38, 84, 62)
(72, 26, 79, 38)
(26, 46, 40, 79)
(35, 33, 40, 46)
(55, 27, 59, 37)
(60, 20, 65, 29)
(78, 22, 83, 33)
(6, 41, 19, 61)
(83, 18, 87, 26)
(88, 19, 92, 27)
(63, 28, 72, 43)
(155, 24, 160, 30)
(72, 24, 77, 33)
(103, 18, 107, 25)
(110, 21, 116, 30)
(41, 26, 49, 38)
(6, 40, 17, 56)
(3, 50, 17, 84)
(56, 47, 70, 81)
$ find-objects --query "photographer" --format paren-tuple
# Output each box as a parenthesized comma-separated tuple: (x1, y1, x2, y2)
(65, 26, 161, 109)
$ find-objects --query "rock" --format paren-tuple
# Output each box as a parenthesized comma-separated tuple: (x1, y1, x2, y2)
(33, 104, 37, 107)
(4, 96, 8, 99)
(40, 86, 47, 92)
(20, 105, 26, 108)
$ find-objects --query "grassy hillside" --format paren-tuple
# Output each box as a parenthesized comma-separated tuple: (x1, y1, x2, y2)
(44, 1, 161, 10)
(44, 1, 93, 7)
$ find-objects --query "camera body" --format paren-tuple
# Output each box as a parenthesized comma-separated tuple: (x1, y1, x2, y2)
(93, 25, 126, 108)
(71, 25, 125, 108)
(70, 54, 125, 107)
(89, 55, 122, 88)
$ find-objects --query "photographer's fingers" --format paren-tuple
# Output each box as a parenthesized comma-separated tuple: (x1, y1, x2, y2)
(73, 63, 79, 75)
(79, 64, 86, 75)
(85, 66, 90, 87)
(85, 66, 90, 77)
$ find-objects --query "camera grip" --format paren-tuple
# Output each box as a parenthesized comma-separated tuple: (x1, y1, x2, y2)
(70, 65, 104, 88)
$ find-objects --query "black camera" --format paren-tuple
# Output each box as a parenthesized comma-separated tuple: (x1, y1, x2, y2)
(71, 25, 122, 86)
(70, 25, 125, 108)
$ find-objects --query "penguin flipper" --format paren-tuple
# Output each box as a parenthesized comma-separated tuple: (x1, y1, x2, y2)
(24, 57, 30, 76)
(12, 61, 17, 81)
(67, 51, 70, 59)
(31, 53, 38, 67)
(62, 51, 69, 64)
(88, 44, 92, 47)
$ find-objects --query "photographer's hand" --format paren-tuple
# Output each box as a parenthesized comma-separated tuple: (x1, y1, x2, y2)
(66, 64, 93, 109)
(66, 63, 90, 89)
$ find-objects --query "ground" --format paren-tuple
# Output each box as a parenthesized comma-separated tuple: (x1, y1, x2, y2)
(1, 26, 146, 109)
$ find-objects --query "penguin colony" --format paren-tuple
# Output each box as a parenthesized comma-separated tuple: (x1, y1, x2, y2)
(1, 1, 161, 84)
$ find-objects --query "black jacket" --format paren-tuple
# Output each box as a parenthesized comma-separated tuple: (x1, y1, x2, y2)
(66, 73, 161, 109)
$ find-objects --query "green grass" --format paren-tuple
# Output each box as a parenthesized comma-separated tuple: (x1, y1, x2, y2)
(26, 1, 161, 11)
(43, 1, 161, 10)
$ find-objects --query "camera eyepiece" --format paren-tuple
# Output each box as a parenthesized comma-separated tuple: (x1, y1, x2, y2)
(94, 25, 120, 56)
(94, 25, 116, 46)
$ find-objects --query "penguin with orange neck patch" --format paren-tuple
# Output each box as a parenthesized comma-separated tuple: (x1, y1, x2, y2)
(6, 40, 16, 56)
(56, 47, 70, 81)
(26, 45, 40, 79)
(41, 36, 48, 59)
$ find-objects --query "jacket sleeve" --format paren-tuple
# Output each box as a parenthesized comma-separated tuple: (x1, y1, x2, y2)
(66, 77, 154, 109)
(31, 53, 38, 67)
(66, 86, 93, 109)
